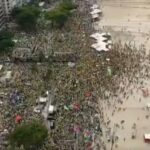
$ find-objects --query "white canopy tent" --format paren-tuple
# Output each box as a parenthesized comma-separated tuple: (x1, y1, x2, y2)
(91, 42, 109, 52)
(90, 33, 106, 39)
(95, 46, 109, 52)
(90, 33, 112, 45)
(90, 32, 112, 52)
(107, 45, 112, 50)
(48, 105, 57, 114)
(91, 43, 99, 49)
(144, 134, 150, 140)
(48, 105, 54, 114)
(107, 40, 112, 44)
(91, 14, 99, 19)
(90, 4, 99, 10)
(90, 35, 107, 41)
(90, 9, 102, 15)
(39, 97, 47, 103)
(90, 33, 101, 38)
(90, 32, 111, 38)
(101, 33, 111, 37)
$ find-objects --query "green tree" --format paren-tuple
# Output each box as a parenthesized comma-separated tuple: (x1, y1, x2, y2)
(11, 7, 22, 18)
(45, 9, 69, 28)
(45, 0, 76, 28)
(58, 0, 77, 11)
(9, 121, 48, 149)
(11, 6, 41, 32)
(0, 30, 15, 53)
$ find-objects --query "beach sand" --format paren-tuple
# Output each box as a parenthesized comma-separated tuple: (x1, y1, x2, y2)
(96, 0, 150, 149)
(96, 0, 150, 52)
(100, 81, 150, 150)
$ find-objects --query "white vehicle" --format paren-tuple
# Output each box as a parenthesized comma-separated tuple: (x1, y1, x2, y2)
(39, 97, 47, 104)
(33, 105, 44, 113)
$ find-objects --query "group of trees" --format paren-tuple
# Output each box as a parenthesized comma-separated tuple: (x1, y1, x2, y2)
(10, 0, 77, 31)
(9, 121, 48, 150)
(0, 30, 15, 53)
(45, 0, 77, 28)
(11, 5, 41, 32)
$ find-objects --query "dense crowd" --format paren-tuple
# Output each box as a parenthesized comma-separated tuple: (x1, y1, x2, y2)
(1, 0, 150, 150)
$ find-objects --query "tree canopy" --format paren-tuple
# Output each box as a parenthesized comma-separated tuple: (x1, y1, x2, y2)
(0, 30, 14, 53)
(45, 0, 77, 28)
(11, 6, 41, 32)
(9, 121, 48, 149)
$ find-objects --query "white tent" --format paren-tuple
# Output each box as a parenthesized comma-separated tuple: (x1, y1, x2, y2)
(99, 32, 111, 37)
(96, 47, 109, 52)
(39, 97, 47, 103)
(90, 33, 107, 41)
(91, 14, 99, 19)
(107, 40, 112, 44)
(91, 43, 99, 49)
(90, 33, 111, 38)
(91, 42, 109, 52)
(48, 105, 56, 114)
(144, 134, 150, 140)
(90, 4, 99, 9)
(97, 36, 108, 42)
(107, 45, 112, 50)
(90, 32, 112, 52)
(96, 44, 109, 52)
(90, 33, 101, 38)
(90, 9, 102, 15)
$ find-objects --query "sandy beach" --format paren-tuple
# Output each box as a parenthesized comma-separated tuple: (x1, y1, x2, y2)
(96, 0, 150, 149)
(96, 0, 150, 52)
(100, 80, 150, 150)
